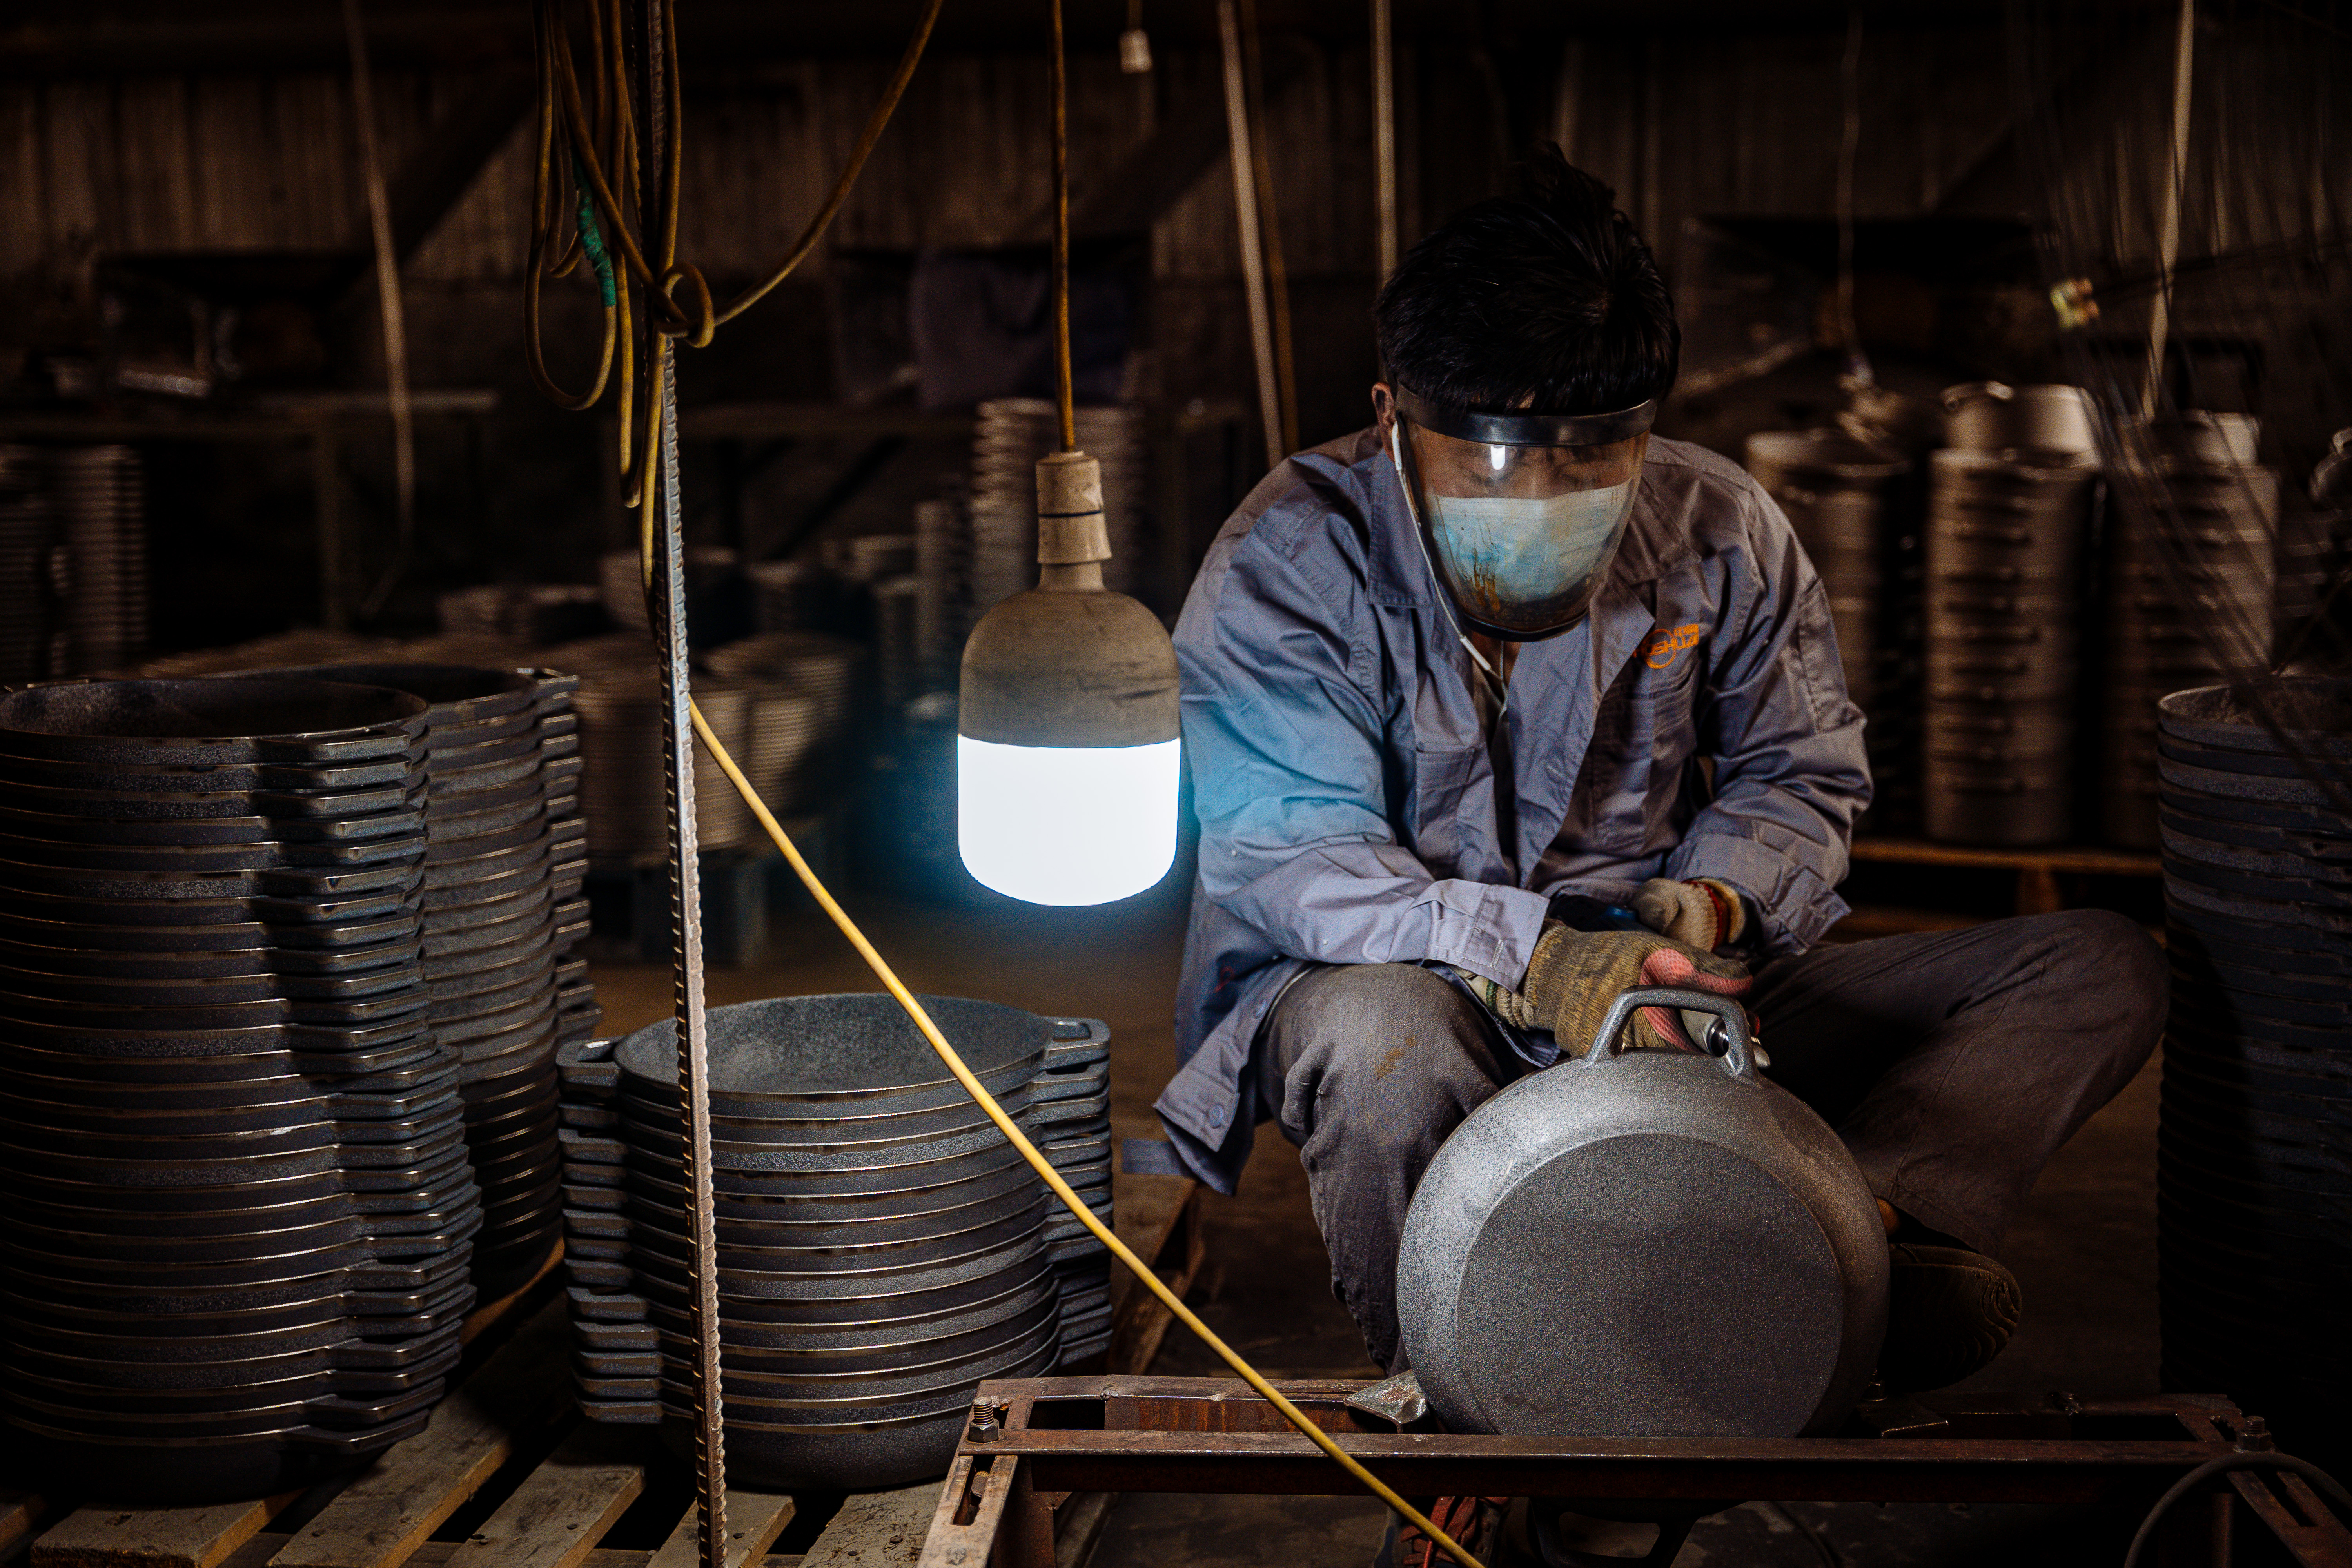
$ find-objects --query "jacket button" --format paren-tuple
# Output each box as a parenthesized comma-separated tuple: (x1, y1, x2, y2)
(1209, 1103, 1227, 1127)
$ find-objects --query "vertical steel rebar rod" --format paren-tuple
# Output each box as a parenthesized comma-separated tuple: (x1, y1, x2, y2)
(642, 2, 726, 1560)
(1218, 0, 1283, 470)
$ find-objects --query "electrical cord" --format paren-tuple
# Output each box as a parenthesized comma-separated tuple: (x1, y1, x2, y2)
(2122, 1450, 2352, 1568)
(681, 693, 1492, 1568)
(552, 0, 1483, 1557)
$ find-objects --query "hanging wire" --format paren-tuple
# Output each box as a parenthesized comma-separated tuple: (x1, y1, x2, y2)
(541, 10, 1485, 1562)
(524, 0, 945, 500)
(1049, 0, 1076, 452)
(1833, 4, 1870, 388)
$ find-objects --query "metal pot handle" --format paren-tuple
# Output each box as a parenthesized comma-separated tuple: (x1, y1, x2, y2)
(1581, 986, 1759, 1082)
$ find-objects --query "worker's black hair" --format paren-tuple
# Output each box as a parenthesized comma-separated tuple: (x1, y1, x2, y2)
(1375, 143, 1678, 417)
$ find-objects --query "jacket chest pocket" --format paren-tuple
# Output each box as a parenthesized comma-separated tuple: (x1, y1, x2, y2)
(1409, 744, 1485, 878)
(1570, 655, 1701, 857)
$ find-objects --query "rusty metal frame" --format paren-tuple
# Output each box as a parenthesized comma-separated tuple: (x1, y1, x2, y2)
(918, 1376, 2352, 1568)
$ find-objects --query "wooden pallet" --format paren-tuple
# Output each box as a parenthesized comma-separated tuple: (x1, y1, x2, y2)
(3, 1178, 1203, 1568)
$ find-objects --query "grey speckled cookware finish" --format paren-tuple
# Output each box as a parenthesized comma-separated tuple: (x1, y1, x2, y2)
(1396, 987, 1887, 1440)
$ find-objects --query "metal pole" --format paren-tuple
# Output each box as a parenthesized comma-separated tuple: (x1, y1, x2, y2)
(1372, 0, 1396, 282)
(1218, 0, 1283, 471)
(2144, 0, 2195, 419)
(642, 2, 727, 1560)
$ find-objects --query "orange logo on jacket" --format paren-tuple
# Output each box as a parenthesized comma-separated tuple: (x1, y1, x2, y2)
(1644, 623, 1705, 669)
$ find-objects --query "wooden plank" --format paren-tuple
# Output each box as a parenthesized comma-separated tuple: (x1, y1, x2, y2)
(1, 1494, 45, 1563)
(269, 1298, 574, 1568)
(33, 1494, 298, 1568)
(646, 1493, 795, 1568)
(1847, 837, 2161, 878)
(799, 1483, 942, 1568)
(225, 1542, 655, 1568)
(437, 1428, 643, 1568)
(1106, 1176, 1204, 1378)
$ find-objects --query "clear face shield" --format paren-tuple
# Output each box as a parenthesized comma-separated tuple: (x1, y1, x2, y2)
(1387, 385, 1656, 641)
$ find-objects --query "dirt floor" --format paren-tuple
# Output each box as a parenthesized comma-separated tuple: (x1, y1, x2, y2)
(589, 880, 2167, 1568)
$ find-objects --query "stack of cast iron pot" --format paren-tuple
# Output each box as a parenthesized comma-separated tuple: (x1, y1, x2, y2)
(2155, 677, 2352, 1466)
(558, 994, 1111, 1490)
(2100, 417, 2278, 848)
(1743, 429, 1918, 829)
(1922, 383, 2101, 845)
(0, 678, 480, 1503)
(250, 664, 589, 1294)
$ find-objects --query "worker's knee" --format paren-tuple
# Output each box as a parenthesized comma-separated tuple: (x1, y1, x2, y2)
(2013, 907, 2168, 1074)
(1270, 962, 1503, 1124)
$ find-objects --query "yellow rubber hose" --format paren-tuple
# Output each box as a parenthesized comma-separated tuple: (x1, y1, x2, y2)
(683, 699, 1488, 1568)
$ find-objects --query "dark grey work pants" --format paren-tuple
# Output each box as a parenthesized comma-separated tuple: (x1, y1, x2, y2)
(1258, 910, 2168, 1373)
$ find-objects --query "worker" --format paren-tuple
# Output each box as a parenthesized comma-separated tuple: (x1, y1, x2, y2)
(1152, 143, 2164, 1563)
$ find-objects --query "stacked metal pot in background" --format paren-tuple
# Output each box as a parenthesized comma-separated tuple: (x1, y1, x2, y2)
(1921, 383, 2102, 845)
(558, 994, 1113, 1490)
(2155, 678, 2352, 1465)
(2100, 417, 2279, 848)
(1742, 429, 1918, 829)
(0, 679, 480, 1502)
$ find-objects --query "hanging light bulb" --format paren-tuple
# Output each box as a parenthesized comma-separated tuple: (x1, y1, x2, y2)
(958, 451, 1180, 906)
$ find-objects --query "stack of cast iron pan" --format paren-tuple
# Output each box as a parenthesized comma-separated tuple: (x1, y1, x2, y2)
(1031, 1025, 1113, 1364)
(0, 677, 480, 1503)
(569, 660, 755, 858)
(2155, 677, 2352, 1465)
(1743, 429, 1918, 831)
(556, 995, 1112, 1490)
(528, 666, 599, 1052)
(0, 447, 55, 684)
(2100, 416, 2278, 848)
(247, 664, 578, 1296)
(1922, 383, 2101, 845)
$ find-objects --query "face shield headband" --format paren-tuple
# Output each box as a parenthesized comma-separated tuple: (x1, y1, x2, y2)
(1390, 385, 1657, 641)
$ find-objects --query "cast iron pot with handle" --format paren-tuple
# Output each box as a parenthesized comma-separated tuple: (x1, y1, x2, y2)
(1396, 987, 1889, 1441)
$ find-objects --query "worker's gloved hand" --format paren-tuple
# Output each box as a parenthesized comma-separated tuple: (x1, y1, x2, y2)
(1631, 877, 1749, 954)
(1472, 921, 1752, 1054)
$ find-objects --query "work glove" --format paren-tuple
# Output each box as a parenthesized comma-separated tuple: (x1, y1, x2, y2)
(1469, 921, 1752, 1055)
(1631, 877, 1749, 954)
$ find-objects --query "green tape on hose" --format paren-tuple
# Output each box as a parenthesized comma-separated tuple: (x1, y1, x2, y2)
(575, 164, 617, 308)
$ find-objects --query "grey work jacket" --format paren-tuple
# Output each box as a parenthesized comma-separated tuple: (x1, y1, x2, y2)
(1154, 426, 1871, 1193)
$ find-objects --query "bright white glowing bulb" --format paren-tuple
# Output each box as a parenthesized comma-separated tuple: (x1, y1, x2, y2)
(957, 735, 1180, 906)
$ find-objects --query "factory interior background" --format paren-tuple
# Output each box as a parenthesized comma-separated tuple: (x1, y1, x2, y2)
(0, 0, 2348, 1565)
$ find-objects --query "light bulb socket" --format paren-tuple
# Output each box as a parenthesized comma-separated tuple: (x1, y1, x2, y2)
(1036, 450, 1111, 566)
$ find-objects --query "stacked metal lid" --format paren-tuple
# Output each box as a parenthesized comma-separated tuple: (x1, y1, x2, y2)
(1743, 429, 1918, 827)
(564, 652, 755, 859)
(249, 664, 582, 1296)
(0, 677, 479, 1503)
(701, 633, 862, 817)
(1922, 383, 2101, 845)
(557, 994, 1112, 1490)
(2155, 678, 2352, 1457)
(0, 447, 52, 684)
(601, 548, 739, 636)
(2101, 416, 2278, 848)
(969, 400, 1143, 610)
(529, 666, 599, 1055)
(913, 495, 972, 696)
(1030, 1025, 1113, 1364)
(51, 446, 147, 677)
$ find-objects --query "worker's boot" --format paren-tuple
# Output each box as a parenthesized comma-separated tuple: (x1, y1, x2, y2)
(1877, 1243, 2024, 1393)
(1375, 1496, 1507, 1568)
